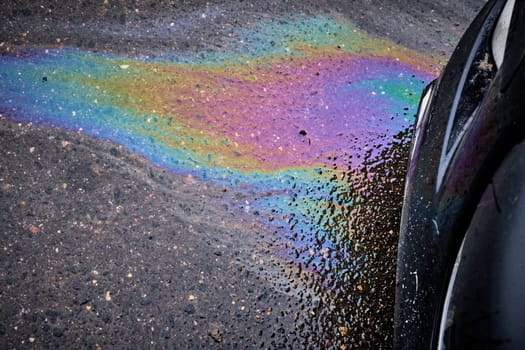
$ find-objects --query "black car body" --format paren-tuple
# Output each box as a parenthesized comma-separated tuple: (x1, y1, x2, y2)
(394, 0, 525, 349)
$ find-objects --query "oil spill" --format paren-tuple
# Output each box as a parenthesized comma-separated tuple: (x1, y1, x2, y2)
(1, 12, 434, 349)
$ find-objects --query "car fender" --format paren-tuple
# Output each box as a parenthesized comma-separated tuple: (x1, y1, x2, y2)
(437, 140, 525, 349)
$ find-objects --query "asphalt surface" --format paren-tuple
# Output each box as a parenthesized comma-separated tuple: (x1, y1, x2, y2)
(1, 1, 485, 349)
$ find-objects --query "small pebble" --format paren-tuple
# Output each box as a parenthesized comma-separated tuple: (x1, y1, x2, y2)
(208, 322, 223, 343)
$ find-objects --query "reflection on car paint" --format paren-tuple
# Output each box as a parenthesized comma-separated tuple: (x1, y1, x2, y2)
(436, 7, 499, 192)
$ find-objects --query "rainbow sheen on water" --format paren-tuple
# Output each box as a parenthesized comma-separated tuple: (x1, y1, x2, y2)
(1, 18, 433, 217)
(1, 15, 436, 263)
(1, 14, 438, 347)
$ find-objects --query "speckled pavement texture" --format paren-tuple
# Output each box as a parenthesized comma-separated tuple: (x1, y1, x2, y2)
(0, 1, 485, 349)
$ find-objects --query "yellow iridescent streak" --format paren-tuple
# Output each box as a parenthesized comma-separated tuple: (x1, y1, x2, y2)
(57, 17, 438, 173)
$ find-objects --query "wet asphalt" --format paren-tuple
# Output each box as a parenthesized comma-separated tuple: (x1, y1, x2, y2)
(1, 1, 485, 349)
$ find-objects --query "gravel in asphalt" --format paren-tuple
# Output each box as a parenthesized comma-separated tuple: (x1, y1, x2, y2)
(0, 1, 486, 348)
